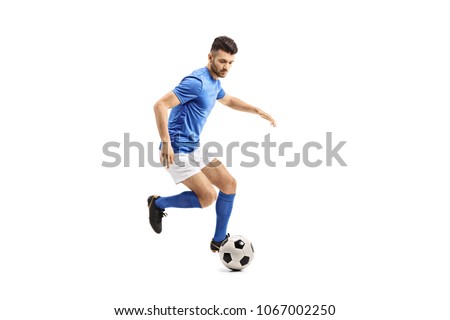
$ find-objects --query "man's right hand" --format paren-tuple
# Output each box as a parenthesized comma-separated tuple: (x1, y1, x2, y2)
(160, 141, 175, 169)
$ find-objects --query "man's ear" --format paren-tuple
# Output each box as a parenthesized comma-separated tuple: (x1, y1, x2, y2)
(208, 53, 213, 62)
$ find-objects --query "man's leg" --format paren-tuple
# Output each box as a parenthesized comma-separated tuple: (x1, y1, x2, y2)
(149, 148, 219, 233)
(154, 191, 201, 210)
(149, 172, 217, 233)
(181, 172, 217, 208)
(201, 159, 237, 246)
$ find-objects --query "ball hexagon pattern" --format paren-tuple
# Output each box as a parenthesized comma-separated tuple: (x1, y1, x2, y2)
(219, 235, 255, 271)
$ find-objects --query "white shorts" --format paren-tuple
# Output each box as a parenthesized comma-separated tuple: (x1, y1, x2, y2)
(166, 148, 213, 184)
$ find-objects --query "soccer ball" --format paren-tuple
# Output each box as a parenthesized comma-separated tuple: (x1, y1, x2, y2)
(219, 235, 255, 271)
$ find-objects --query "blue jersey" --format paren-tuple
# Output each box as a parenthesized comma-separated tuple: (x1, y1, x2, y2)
(168, 67, 226, 153)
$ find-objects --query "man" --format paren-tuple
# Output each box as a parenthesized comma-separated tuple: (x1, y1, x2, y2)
(148, 36, 276, 252)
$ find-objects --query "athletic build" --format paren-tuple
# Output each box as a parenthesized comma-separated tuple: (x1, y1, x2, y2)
(148, 36, 276, 251)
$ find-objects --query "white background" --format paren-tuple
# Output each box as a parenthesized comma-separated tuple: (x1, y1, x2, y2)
(1, 1, 449, 319)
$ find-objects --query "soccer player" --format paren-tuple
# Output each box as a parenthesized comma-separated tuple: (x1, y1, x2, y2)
(148, 36, 276, 252)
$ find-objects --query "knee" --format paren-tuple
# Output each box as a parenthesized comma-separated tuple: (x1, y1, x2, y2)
(198, 188, 217, 208)
(230, 177, 237, 192)
(222, 177, 237, 194)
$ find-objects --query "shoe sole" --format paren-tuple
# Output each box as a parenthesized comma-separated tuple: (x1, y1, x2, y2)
(148, 195, 161, 234)
(210, 244, 221, 253)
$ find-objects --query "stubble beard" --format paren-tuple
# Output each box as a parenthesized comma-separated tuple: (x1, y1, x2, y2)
(211, 60, 227, 78)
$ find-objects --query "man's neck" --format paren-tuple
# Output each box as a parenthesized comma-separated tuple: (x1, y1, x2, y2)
(206, 64, 219, 80)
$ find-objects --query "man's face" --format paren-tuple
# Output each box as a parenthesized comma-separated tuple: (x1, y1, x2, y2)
(209, 50, 235, 78)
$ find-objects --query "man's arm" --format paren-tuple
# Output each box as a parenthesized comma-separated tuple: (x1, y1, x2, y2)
(218, 94, 276, 127)
(153, 91, 181, 168)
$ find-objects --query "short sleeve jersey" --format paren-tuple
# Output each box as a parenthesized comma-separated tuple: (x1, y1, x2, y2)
(168, 67, 226, 153)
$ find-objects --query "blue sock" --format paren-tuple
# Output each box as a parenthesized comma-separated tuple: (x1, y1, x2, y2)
(155, 191, 201, 210)
(213, 191, 236, 242)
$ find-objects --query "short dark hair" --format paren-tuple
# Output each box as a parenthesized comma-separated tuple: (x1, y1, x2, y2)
(210, 36, 238, 55)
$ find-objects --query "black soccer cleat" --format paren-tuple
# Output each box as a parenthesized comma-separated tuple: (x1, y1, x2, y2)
(210, 233, 230, 252)
(147, 195, 167, 234)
